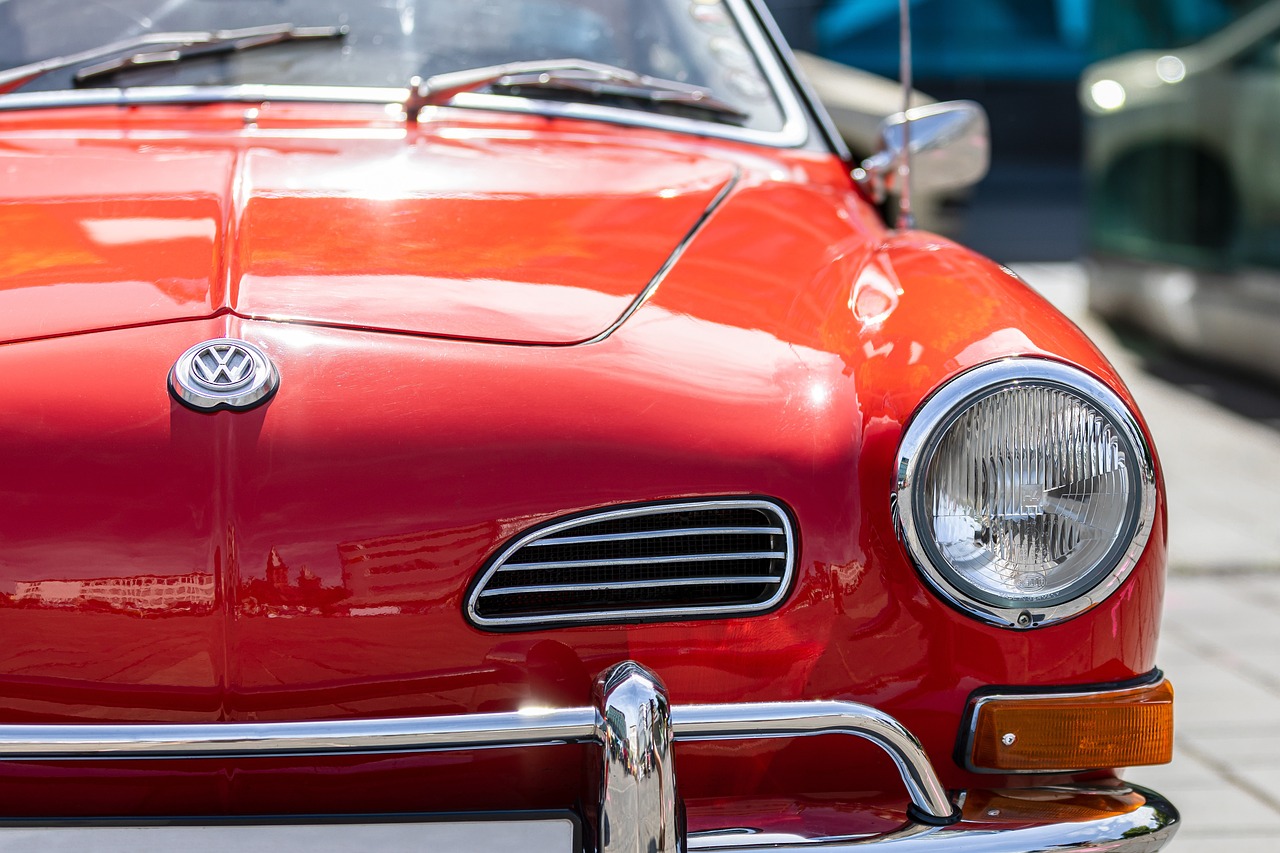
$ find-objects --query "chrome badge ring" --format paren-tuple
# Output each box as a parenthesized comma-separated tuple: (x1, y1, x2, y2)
(169, 338, 279, 412)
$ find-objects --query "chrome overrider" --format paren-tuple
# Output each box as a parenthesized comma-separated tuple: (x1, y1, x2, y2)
(0, 661, 1178, 852)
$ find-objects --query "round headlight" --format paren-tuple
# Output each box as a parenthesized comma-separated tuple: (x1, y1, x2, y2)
(894, 359, 1156, 628)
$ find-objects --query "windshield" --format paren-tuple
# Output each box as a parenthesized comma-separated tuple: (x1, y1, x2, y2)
(0, 0, 788, 132)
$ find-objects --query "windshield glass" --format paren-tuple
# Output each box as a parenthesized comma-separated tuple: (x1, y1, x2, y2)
(0, 0, 786, 131)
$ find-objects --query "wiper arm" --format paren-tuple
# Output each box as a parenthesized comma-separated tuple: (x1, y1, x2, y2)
(404, 59, 746, 123)
(74, 24, 348, 86)
(0, 24, 345, 95)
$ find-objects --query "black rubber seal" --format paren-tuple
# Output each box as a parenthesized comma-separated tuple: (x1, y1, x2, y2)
(907, 802, 962, 826)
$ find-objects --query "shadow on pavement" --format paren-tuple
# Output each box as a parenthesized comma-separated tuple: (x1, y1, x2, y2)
(1108, 321, 1280, 433)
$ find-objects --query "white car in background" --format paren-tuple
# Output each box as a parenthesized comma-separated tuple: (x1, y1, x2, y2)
(1081, 0, 1280, 382)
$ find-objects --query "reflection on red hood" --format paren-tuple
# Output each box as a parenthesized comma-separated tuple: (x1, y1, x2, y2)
(0, 107, 735, 346)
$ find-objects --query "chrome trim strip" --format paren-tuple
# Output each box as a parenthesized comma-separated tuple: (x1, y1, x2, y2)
(0, 661, 954, 827)
(686, 784, 1179, 852)
(0, 84, 407, 112)
(466, 499, 795, 629)
(582, 171, 738, 345)
(0, 672, 1182, 851)
(741, 0, 850, 161)
(0, 787, 1179, 853)
(596, 663, 682, 853)
(496, 552, 788, 572)
(444, 92, 804, 148)
(723, 0, 810, 146)
(0, 709, 599, 759)
(478, 576, 783, 598)
(672, 702, 956, 823)
(526, 526, 785, 547)
(892, 358, 1158, 630)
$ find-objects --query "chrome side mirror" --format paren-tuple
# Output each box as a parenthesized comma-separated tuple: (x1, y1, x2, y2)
(856, 100, 989, 202)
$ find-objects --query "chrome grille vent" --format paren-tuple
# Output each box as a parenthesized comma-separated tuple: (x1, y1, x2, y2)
(466, 499, 795, 629)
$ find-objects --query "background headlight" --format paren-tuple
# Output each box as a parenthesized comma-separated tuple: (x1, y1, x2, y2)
(895, 359, 1156, 628)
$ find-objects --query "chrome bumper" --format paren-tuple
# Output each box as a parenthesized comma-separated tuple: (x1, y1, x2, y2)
(0, 661, 1178, 852)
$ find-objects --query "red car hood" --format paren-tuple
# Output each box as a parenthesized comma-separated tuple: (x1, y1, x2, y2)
(0, 120, 734, 346)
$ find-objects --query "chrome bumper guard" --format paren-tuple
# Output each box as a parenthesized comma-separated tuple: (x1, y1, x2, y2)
(0, 661, 1178, 852)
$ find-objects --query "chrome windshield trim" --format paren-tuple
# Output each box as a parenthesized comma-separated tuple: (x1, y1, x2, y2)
(0, 83, 803, 148)
(0, 0, 811, 149)
(0, 84, 408, 112)
(724, 0, 811, 144)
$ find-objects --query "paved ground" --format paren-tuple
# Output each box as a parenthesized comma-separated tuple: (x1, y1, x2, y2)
(1012, 263, 1280, 851)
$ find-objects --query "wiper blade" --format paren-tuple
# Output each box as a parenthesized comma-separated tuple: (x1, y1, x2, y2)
(0, 24, 347, 94)
(74, 24, 348, 86)
(404, 59, 746, 123)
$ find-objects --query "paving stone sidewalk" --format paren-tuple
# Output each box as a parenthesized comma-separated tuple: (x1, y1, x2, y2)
(1012, 263, 1280, 851)
(1127, 576, 1280, 850)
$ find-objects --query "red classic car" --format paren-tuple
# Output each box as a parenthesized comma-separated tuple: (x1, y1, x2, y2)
(0, 1, 1176, 851)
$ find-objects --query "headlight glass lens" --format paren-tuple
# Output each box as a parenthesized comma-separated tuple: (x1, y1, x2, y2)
(921, 384, 1137, 606)
(897, 360, 1155, 625)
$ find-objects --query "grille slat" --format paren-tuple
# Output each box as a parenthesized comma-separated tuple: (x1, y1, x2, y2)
(495, 551, 789, 572)
(478, 576, 784, 598)
(525, 526, 786, 547)
(466, 499, 796, 629)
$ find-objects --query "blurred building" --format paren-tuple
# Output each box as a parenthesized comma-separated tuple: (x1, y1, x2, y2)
(13, 572, 214, 611)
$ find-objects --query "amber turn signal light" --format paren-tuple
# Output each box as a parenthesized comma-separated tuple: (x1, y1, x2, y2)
(967, 678, 1173, 773)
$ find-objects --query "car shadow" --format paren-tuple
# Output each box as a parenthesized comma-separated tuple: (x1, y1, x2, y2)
(1108, 320, 1280, 433)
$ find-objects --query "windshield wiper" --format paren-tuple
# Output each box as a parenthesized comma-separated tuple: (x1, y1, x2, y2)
(74, 24, 348, 86)
(0, 23, 345, 94)
(404, 59, 747, 124)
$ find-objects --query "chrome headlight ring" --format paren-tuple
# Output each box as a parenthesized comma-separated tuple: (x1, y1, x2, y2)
(894, 358, 1157, 629)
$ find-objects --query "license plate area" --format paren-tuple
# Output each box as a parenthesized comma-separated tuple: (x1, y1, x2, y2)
(0, 812, 579, 852)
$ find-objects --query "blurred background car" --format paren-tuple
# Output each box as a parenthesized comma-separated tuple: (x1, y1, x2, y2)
(1081, 0, 1280, 384)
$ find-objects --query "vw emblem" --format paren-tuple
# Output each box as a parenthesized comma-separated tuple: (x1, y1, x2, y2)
(169, 338, 279, 412)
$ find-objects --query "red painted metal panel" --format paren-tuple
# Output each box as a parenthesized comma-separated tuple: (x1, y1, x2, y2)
(0, 103, 1166, 818)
